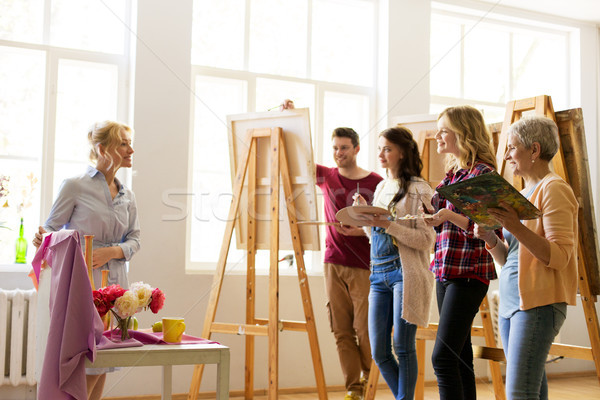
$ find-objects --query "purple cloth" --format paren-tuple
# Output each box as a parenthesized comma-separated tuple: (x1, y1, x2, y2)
(32, 230, 105, 400)
(99, 330, 219, 348)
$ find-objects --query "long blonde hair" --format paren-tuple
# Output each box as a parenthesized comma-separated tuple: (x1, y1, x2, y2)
(438, 105, 496, 172)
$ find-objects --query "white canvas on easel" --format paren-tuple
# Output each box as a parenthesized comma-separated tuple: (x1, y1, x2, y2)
(227, 107, 320, 251)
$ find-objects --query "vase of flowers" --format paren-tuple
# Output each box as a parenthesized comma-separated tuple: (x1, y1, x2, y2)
(93, 281, 166, 341)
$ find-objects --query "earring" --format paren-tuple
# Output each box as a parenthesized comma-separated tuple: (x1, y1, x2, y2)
(531, 159, 535, 163)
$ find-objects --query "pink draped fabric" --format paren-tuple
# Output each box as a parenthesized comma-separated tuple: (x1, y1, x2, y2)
(99, 330, 218, 347)
(32, 230, 105, 400)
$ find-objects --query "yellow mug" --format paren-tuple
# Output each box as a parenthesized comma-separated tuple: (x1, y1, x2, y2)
(162, 317, 185, 343)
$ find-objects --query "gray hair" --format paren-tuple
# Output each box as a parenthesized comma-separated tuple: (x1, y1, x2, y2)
(507, 116, 559, 161)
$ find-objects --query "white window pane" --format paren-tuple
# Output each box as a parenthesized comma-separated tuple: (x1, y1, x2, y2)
(479, 105, 505, 125)
(255, 78, 315, 112)
(191, 75, 247, 263)
(464, 25, 508, 103)
(50, 0, 127, 54)
(0, 46, 45, 157)
(322, 91, 370, 169)
(249, 0, 307, 77)
(192, 0, 245, 69)
(430, 18, 461, 98)
(429, 103, 449, 116)
(312, 0, 374, 86)
(0, 161, 41, 264)
(54, 59, 118, 195)
(255, 78, 315, 137)
(0, 0, 44, 43)
(512, 32, 567, 109)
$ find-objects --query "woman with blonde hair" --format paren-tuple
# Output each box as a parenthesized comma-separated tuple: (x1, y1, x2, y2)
(33, 120, 141, 400)
(424, 105, 500, 400)
(476, 116, 577, 399)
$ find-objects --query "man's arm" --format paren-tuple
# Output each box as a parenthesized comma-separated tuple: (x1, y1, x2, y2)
(335, 225, 366, 237)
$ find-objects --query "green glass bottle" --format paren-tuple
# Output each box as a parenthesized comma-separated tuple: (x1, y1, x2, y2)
(15, 217, 27, 263)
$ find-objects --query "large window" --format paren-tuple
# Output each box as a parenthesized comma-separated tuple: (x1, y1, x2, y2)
(0, 0, 133, 264)
(188, 0, 377, 273)
(430, 2, 577, 123)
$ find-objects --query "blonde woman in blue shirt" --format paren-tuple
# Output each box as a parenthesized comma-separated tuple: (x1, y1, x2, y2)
(33, 120, 141, 400)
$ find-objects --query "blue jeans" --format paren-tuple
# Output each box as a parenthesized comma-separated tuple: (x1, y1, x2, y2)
(369, 227, 417, 400)
(499, 304, 566, 400)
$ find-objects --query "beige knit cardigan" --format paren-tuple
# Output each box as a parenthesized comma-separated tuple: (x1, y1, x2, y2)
(366, 178, 436, 327)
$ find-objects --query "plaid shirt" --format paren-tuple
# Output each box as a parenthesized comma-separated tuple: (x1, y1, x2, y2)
(430, 162, 500, 283)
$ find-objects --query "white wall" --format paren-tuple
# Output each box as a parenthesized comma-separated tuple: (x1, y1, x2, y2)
(384, 0, 431, 123)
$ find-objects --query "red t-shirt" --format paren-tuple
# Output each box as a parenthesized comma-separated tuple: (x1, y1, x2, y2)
(316, 164, 383, 270)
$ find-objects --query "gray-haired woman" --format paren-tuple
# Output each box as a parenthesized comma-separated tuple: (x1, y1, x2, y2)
(476, 115, 578, 399)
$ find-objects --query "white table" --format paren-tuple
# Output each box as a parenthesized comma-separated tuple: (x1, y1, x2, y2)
(85, 343, 229, 400)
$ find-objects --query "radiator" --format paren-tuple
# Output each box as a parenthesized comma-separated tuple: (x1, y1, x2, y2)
(488, 290, 500, 344)
(0, 289, 37, 387)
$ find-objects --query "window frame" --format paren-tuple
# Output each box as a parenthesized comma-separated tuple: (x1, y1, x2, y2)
(185, 0, 379, 275)
(0, 0, 134, 267)
(430, 2, 579, 120)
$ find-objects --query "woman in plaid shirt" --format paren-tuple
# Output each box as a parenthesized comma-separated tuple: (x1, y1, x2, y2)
(424, 105, 500, 400)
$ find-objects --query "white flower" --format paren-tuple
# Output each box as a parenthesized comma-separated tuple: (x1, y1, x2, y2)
(130, 281, 153, 310)
(114, 290, 139, 318)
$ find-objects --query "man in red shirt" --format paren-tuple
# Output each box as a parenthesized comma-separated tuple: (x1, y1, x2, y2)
(316, 127, 383, 400)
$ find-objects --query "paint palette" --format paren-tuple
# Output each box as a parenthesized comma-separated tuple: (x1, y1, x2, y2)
(335, 206, 391, 227)
(395, 214, 435, 220)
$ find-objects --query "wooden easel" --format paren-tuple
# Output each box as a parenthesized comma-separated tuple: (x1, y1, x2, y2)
(187, 128, 328, 400)
(84, 235, 95, 290)
(496, 95, 600, 382)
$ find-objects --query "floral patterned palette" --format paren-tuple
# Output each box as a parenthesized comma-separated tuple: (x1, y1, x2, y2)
(436, 170, 541, 230)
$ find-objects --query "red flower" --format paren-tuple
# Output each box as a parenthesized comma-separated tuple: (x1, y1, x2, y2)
(103, 284, 127, 303)
(149, 288, 165, 313)
(93, 290, 111, 318)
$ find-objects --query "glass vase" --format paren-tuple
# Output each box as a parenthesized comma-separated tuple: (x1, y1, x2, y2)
(110, 310, 131, 341)
(15, 217, 27, 263)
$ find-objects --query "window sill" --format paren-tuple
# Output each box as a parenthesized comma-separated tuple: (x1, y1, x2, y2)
(0, 263, 31, 273)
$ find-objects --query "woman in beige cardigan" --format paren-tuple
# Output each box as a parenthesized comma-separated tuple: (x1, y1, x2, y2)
(476, 115, 578, 400)
(355, 126, 435, 399)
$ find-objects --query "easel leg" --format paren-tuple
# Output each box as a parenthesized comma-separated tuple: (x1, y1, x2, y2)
(279, 133, 328, 400)
(268, 131, 280, 400)
(479, 297, 506, 400)
(246, 143, 258, 399)
(364, 360, 379, 400)
(576, 245, 600, 383)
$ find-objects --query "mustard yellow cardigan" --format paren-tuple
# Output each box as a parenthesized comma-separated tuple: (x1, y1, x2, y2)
(519, 172, 578, 310)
